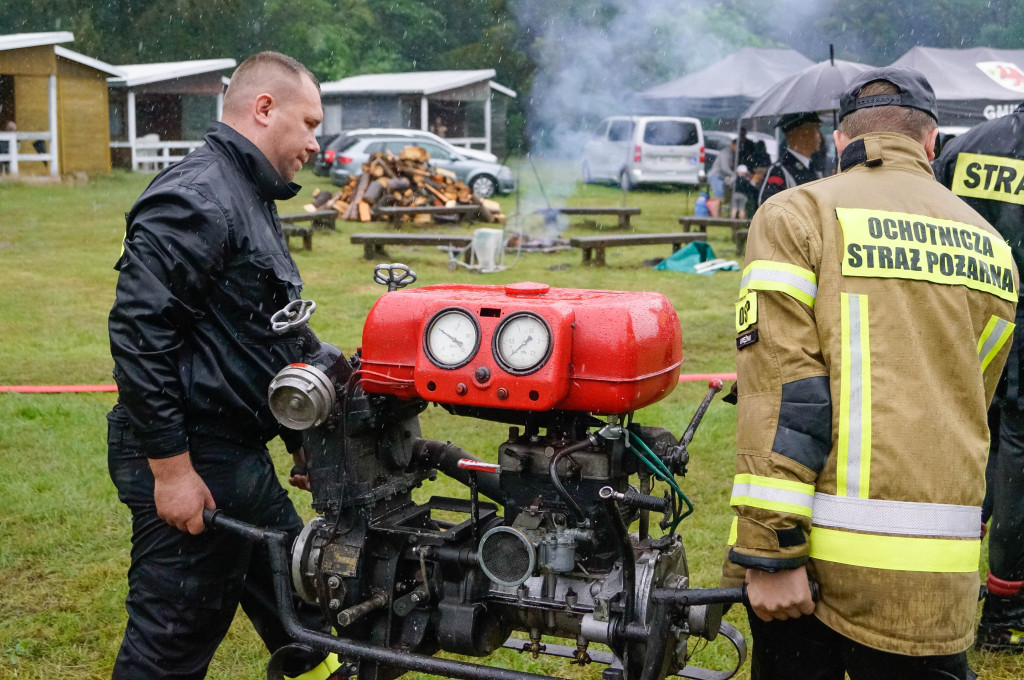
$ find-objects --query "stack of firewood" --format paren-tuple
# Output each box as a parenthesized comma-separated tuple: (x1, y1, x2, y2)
(304, 145, 505, 224)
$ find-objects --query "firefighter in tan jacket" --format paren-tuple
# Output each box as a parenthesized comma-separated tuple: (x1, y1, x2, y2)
(725, 67, 1019, 679)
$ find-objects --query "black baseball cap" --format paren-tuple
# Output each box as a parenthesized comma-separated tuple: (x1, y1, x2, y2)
(838, 66, 938, 122)
(777, 112, 822, 133)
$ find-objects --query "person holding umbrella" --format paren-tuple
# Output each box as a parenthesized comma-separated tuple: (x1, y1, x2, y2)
(723, 66, 1016, 679)
(757, 112, 823, 206)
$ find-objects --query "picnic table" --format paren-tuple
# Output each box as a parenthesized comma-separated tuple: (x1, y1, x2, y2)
(542, 206, 642, 230)
(678, 215, 750, 255)
(350, 233, 474, 260)
(280, 209, 338, 231)
(277, 210, 339, 252)
(569, 232, 707, 267)
(374, 205, 482, 229)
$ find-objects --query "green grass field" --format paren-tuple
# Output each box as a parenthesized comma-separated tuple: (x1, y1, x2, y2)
(1, 165, 1020, 680)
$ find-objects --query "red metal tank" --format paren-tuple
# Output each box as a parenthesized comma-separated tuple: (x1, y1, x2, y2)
(359, 282, 682, 415)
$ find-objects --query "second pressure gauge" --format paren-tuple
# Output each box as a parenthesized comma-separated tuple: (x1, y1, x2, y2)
(425, 308, 480, 369)
(494, 312, 552, 375)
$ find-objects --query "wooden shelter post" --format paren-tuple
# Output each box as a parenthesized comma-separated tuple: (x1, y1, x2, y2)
(48, 74, 58, 175)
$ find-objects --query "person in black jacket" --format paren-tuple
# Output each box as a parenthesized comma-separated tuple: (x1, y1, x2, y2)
(757, 112, 823, 206)
(934, 103, 1024, 654)
(106, 52, 340, 680)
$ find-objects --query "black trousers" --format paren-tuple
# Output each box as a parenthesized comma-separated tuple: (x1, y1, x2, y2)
(746, 606, 969, 680)
(107, 406, 325, 680)
(980, 399, 1024, 629)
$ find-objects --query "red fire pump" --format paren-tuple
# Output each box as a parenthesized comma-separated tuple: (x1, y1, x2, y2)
(204, 264, 748, 680)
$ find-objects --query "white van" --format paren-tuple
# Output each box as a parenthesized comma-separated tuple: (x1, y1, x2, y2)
(581, 116, 705, 190)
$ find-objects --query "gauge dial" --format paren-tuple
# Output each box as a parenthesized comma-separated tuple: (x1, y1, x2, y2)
(425, 308, 480, 369)
(494, 312, 552, 375)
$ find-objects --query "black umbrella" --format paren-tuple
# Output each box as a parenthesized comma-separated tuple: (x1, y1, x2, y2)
(741, 57, 875, 120)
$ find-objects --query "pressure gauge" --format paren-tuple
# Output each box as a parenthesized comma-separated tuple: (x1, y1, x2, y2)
(424, 308, 480, 369)
(493, 312, 552, 375)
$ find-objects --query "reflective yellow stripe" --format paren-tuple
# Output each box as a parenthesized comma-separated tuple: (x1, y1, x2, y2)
(838, 293, 871, 498)
(837, 207, 1017, 302)
(978, 315, 1015, 373)
(286, 653, 342, 680)
(809, 526, 980, 573)
(952, 152, 1024, 206)
(730, 473, 815, 517)
(728, 516, 738, 545)
(740, 260, 818, 307)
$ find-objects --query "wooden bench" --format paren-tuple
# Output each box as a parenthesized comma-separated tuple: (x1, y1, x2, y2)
(678, 216, 751, 255)
(543, 206, 642, 230)
(351, 233, 474, 260)
(374, 205, 482, 229)
(280, 209, 338, 231)
(569, 232, 707, 267)
(282, 225, 313, 252)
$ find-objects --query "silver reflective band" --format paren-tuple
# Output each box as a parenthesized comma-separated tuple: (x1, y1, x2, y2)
(740, 268, 818, 301)
(979, 317, 1011, 363)
(812, 493, 982, 539)
(731, 480, 814, 514)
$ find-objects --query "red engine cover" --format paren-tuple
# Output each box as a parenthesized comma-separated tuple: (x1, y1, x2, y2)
(359, 282, 682, 414)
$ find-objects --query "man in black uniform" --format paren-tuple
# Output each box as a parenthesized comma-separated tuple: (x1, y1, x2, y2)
(107, 52, 341, 679)
(757, 111, 823, 206)
(934, 103, 1024, 653)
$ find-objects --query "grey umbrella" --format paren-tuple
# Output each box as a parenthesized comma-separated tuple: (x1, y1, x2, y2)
(741, 58, 875, 119)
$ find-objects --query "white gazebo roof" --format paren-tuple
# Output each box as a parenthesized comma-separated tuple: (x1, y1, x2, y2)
(321, 69, 515, 97)
(0, 32, 74, 52)
(109, 59, 237, 87)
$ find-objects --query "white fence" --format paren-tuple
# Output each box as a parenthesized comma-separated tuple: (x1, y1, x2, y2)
(0, 132, 57, 175)
(110, 139, 205, 172)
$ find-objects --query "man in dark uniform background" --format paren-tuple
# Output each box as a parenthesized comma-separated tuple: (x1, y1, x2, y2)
(758, 111, 823, 206)
(934, 102, 1024, 654)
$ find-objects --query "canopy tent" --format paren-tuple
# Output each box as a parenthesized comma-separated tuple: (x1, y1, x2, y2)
(891, 47, 1024, 125)
(636, 47, 814, 120)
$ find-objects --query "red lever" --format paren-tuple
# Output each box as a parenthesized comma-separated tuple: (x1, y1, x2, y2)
(457, 459, 501, 474)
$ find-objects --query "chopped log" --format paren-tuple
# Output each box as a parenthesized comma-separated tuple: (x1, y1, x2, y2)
(470, 195, 494, 223)
(386, 177, 411, 192)
(342, 173, 372, 221)
(358, 201, 372, 222)
(481, 198, 501, 213)
(363, 181, 385, 204)
(413, 213, 433, 224)
(424, 184, 450, 204)
(400, 146, 430, 163)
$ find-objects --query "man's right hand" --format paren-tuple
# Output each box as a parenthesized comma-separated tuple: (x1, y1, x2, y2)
(149, 452, 216, 534)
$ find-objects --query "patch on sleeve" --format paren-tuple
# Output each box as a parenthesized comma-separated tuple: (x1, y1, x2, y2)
(737, 328, 759, 350)
(735, 291, 758, 332)
(766, 175, 785, 186)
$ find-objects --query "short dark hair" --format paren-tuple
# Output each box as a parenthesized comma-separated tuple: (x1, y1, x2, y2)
(838, 80, 935, 142)
(232, 51, 319, 91)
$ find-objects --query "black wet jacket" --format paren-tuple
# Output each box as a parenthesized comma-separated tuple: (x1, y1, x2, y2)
(109, 122, 305, 458)
(757, 149, 820, 206)
(934, 104, 1024, 406)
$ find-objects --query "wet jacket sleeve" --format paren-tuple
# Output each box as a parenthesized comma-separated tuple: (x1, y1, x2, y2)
(729, 200, 829, 571)
(108, 188, 229, 458)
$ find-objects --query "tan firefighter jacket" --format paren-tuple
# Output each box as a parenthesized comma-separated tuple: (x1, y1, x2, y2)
(724, 132, 1019, 655)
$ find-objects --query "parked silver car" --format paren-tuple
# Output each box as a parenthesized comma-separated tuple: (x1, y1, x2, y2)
(313, 128, 499, 177)
(328, 137, 515, 197)
(581, 116, 705, 190)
